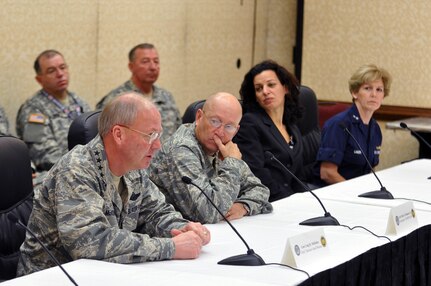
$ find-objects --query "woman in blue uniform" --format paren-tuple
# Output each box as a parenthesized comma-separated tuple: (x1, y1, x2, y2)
(314, 64, 392, 186)
(234, 60, 305, 202)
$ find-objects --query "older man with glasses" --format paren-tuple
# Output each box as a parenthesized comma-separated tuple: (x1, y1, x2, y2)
(149, 92, 273, 224)
(17, 92, 210, 276)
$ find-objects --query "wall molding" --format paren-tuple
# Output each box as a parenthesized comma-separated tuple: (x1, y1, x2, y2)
(318, 100, 431, 121)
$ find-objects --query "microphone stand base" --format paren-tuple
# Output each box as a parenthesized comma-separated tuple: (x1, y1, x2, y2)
(218, 251, 265, 266)
(299, 214, 340, 226)
(358, 189, 394, 199)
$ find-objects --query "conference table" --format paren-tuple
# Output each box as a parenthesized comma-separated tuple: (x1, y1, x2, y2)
(3, 159, 431, 286)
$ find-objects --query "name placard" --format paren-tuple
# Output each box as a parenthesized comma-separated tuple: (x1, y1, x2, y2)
(386, 201, 418, 235)
(281, 228, 329, 268)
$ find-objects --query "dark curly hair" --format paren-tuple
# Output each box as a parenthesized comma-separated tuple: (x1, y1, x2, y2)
(239, 60, 302, 124)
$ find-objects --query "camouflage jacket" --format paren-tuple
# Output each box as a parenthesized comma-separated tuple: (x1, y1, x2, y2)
(0, 106, 9, 135)
(149, 123, 273, 224)
(15, 90, 91, 171)
(17, 135, 187, 275)
(96, 80, 181, 142)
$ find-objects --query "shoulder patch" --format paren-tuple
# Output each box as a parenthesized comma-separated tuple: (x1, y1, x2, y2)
(28, 113, 46, 124)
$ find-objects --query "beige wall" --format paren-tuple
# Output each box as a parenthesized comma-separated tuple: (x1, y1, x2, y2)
(1, 0, 296, 136)
(255, 0, 297, 72)
(2, 0, 426, 170)
(0, 1, 98, 134)
(302, 0, 431, 169)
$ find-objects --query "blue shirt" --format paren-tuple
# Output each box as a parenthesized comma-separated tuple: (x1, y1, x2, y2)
(313, 104, 382, 185)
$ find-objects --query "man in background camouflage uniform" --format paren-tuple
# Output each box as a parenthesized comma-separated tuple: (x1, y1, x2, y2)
(17, 93, 210, 275)
(149, 92, 273, 224)
(0, 106, 10, 135)
(16, 50, 91, 171)
(96, 43, 181, 142)
(0, 105, 47, 186)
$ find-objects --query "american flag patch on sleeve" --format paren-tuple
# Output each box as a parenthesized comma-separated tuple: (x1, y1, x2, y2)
(28, 113, 46, 124)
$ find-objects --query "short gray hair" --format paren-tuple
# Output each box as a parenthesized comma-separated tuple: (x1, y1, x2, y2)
(98, 92, 152, 137)
(128, 43, 156, 61)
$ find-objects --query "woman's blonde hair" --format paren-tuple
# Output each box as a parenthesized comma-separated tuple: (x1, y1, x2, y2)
(349, 64, 392, 98)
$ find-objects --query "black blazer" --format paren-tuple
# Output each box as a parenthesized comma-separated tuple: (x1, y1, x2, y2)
(234, 110, 305, 202)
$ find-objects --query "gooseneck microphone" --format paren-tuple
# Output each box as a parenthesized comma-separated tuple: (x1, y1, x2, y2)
(339, 123, 393, 199)
(400, 122, 431, 150)
(400, 121, 431, 153)
(8, 213, 79, 286)
(400, 122, 431, 180)
(265, 151, 339, 226)
(181, 176, 265, 266)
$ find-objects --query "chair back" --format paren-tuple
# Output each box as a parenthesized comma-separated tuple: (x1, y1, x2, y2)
(182, 99, 206, 124)
(297, 86, 320, 135)
(297, 86, 321, 182)
(0, 136, 34, 280)
(68, 110, 101, 150)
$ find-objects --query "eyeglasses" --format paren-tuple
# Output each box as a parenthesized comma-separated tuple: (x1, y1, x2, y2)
(117, 124, 162, 144)
(202, 111, 238, 134)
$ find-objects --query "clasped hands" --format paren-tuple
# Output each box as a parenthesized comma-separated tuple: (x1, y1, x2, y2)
(171, 222, 210, 259)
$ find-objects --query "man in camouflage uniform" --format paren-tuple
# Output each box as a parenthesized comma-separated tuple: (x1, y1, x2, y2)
(149, 92, 273, 224)
(17, 93, 210, 275)
(16, 50, 91, 171)
(0, 106, 10, 135)
(96, 43, 181, 142)
(1, 105, 47, 186)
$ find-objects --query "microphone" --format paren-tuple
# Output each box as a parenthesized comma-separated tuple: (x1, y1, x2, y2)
(181, 176, 265, 266)
(8, 213, 79, 286)
(400, 122, 431, 180)
(400, 121, 431, 150)
(339, 122, 394, 199)
(264, 151, 339, 226)
(400, 122, 431, 150)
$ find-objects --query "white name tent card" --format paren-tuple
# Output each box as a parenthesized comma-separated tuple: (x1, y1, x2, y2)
(386, 201, 418, 235)
(281, 227, 329, 268)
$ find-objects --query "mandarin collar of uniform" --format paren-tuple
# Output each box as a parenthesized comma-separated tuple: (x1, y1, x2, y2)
(126, 79, 142, 94)
(348, 104, 362, 126)
(87, 135, 110, 187)
(190, 121, 219, 165)
(126, 80, 165, 104)
(89, 135, 143, 182)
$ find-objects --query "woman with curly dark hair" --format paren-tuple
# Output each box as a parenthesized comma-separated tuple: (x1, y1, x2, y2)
(234, 60, 307, 202)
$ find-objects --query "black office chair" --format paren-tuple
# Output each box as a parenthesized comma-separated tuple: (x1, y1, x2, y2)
(68, 110, 101, 150)
(0, 136, 34, 281)
(182, 99, 206, 124)
(297, 85, 321, 182)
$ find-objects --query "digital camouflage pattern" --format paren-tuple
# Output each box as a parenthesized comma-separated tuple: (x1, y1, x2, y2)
(149, 123, 273, 224)
(16, 90, 91, 171)
(17, 135, 187, 276)
(96, 80, 181, 142)
(0, 106, 10, 135)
